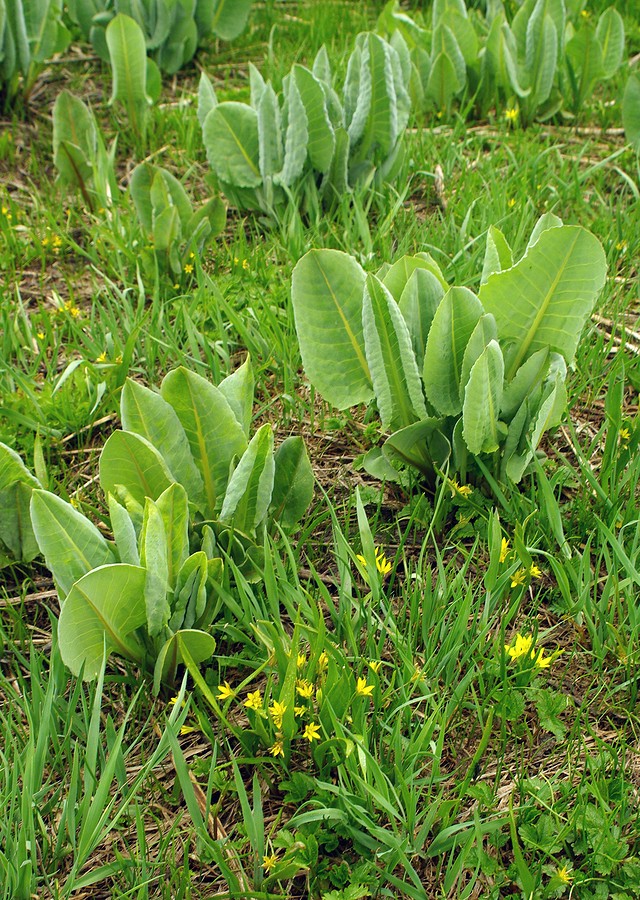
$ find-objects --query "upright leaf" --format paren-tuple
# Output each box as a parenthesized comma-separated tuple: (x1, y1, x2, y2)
(139, 498, 170, 637)
(462, 340, 505, 454)
(275, 75, 309, 187)
(105, 14, 152, 135)
(291, 249, 372, 409)
(220, 424, 275, 535)
(293, 64, 335, 173)
(202, 102, 261, 188)
(270, 437, 314, 529)
(398, 268, 445, 371)
(99, 431, 175, 507)
(218, 355, 255, 438)
(596, 8, 624, 79)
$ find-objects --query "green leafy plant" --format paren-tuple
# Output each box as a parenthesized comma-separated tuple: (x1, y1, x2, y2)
(623, 72, 640, 150)
(0, 442, 40, 567)
(378, 0, 625, 125)
(129, 161, 226, 276)
(0, 359, 313, 684)
(52, 90, 118, 212)
(105, 13, 161, 138)
(0, 0, 70, 104)
(198, 31, 412, 220)
(66, 0, 253, 74)
(291, 215, 607, 490)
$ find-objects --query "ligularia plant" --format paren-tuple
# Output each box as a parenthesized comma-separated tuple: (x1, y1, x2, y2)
(0, 359, 313, 686)
(198, 32, 412, 220)
(291, 215, 607, 489)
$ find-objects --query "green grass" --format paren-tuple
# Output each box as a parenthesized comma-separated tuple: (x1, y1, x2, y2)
(2, 0, 640, 897)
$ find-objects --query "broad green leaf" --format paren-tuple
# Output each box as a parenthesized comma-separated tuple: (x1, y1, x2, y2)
(139, 498, 170, 637)
(155, 483, 190, 588)
(382, 253, 447, 301)
(249, 62, 266, 106)
(197, 72, 217, 129)
(270, 436, 314, 529)
(203, 102, 261, 188)
(344, 44, 370, 145)
(565, 27, 604, 110)
(257, 82, 283, 181)
(481, 225, 513, 285)
(527, 212, 562, 249)
(52, 91, 97, 191)
(382, 417, 450, 478)
(209, 0, 252, 41)
(322, 126, 350, 199)
(427, 51, 461, 110)
(526, 10, 557, 107)
(275, 74, 309, 187)
(480, 225, 607, 379)
(358, 33, 398, 156)
(153, 629, 216, 695)
(459, 313, 498, 402)
(291, 249, 372, 410)
(218, 355, 255, 437)
(99, 431, 175, 507)
(129, 162, 154, 232)
(105, 14, 151, 134)
(623, 74, 640, 151)
(120, 378, 205, 509)
(462, 340, 505, 454)
(596, 8, 624, 79)
(30, 490, 115, 598)
(500, 347, 551, 420)
(0, 443, 40, 563)
(423, 286, 484, 416)
(293, 64, 335, 173)
(362, 273, 427, 430)
(220, 423, 275, 535)
(160, 367, 247, 515)
(398, 268, 445, 371)
(108, 493, 139, 565)
(149, 168, 192, 227)
(313, 45, 332, 86)
(59, 563, 147, 679)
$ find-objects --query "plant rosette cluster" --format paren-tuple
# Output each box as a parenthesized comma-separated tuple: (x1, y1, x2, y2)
(0, 0, 70, 104)
(198, 32, 411, 220)
(292, 214, 607, 492)
(378, 0, 625, 124)
(0, 358, 313, 688)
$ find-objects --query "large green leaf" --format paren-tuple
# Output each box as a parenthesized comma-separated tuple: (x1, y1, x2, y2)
(153, 629, 216, 695)
(139, 497, 170, 638)
(105, 14, 151, 134)
(382, 417, 450, 478)
(596, 8, 624, 79)
(58, 563, 147, 679)
(565, 27, 603, 111)
(423, 286, 484, 416)
(220, 423, 275, 536)
(0, 443, 40, 565)
(208, 0, 252, 40)
(202, 102, 261, 188)
(480, 225, 513, 285)
(357, 33, 397, 156)
(459, 313, 498, 403)
(462, 340, 505, 454)
(398, 268, 446, 371)
(623, 73, 640, 151)
(275, 74, 309, 187)
(293, 64, 335, 173)
(292, 249, 371, 410)
(108, 494, 139, 565)
(270, 436, 314, 529)
(52, 91, 97, 193)
(362, 273, 427, 431)
(479, 225, 607, 380)
(526, 9, 557, 107)
(169, 551, 208, 633)
(99, 431, 175, 507)
(155, 483, 190, 587)
(256, 82, 283, 181)
(218, 355, 255, 438)
(121, 378, 205, 509)
(30, 490, 115, 598)
(160, 367, 247, 515)
(382, 252, 447, 301)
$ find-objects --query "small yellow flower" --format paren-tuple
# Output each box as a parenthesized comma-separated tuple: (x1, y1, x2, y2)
(244, 689, 262, 711)
(556, 864, 572, 883)
(356, 547, 393, 576)
(263, 853, 279, 870)
(303, 722, 321, 742)
(168, 695, 184, 707)
(115, 354, 123, 364)
(268, 738, 284, 758)
(534, 649, 553, 669)
(356, 677, 374, 697)
(619, 426, 631, 444)
(1, 205, 8, 215)
(41, 236, 49, 247)
(52, 234, 62, 248)
(580, 8, 590, 18)
(616, 240, 627, 253)
(511, 568, 526, 588)
(296, 679, 314, 699)
(507, 198, 516, 208)
(529, 564, 542, 579)
(505, 633, 534, 660)
(368, 660, 382, 674)
(505, 107, 519, 123)
(242, 259, 250, 270)
(96, 351, 108, 363)
(173, 283, 180, 290)
(499, 538, 510, 564)
(70, 306, 81, 318)
(36, 331, 45, 340)
(294, 705, 307, 716)
(318, 651, 329, 671)
(179, 724, 198, 735)
(269, 700, 287, 728)
(217, 681, 235, 701)
(233, 256, 240, 265)
(184, 263, 193, 274)
(296, 652, 306, 668)
(189, 251, 195, 259)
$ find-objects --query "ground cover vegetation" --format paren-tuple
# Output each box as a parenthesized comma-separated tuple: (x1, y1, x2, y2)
(1, 0, 640, 898)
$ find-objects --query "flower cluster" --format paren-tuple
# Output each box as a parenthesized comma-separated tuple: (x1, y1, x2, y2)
(504, 632, 563, 670)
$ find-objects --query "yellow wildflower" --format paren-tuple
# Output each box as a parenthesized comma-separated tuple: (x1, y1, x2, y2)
(529, 563, 542, 579)
(619, 426, 631, 445)
(505, 633, 534, 661)
(511, 568, 526, 588)
(96, 351, 108, 363)
(296, 652, 306, 668)
(268, 738, 284, 758)
(556, 865, 572, 883)
(302, 722, 321, 742)
(507, 198, 516, 208)
(263, 853, 278, 870)
(318, 650, 329, 671)
(244, 689, 262, 711)
(242, 259, 250, 270)
(36, 331, 45, 340)
(534, 649, 553, 669)
(616, 240, 627, 253)
(296, 679, 314, 699)
(368, 660, 382, 674)
(184, 263, 193, 274)
(294, 705, 307, 716)
(179, 724, 198, 735)
(499, 538, 510, 563)
(505, 107, 518, 123)
(580, 8, 590, 18)
(356, 677, 374, 697)
(269, 700, 287, 728)
(217, 681, 235, 701)
(168, 695, 185, 707)
(189, 251, 195, 259)
(70, 306, 80, 318)
(356, 547, 393, 576)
